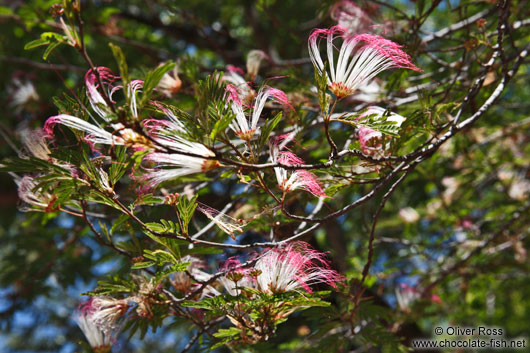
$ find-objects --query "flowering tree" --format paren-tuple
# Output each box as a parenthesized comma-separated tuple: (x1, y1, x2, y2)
(1, 1, 529, 352)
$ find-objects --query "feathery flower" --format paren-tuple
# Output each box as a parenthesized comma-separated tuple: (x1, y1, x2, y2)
(142, 112, 216, 181)
(246, 50, 269, 79)
(308, 26, 421, 98)
(171, 256, 217, 297)
(7, 77, 39, 113)
(19, 128, 52, 161)
(15, 175, 58, 212)
(269, 141, 327, 198)
(395, 284, 441, 313)
(196, 202, 246, 240)
(142, 106, 187, 149)
(128, 79, 143, 119)
(222, 66, 255, 104)
(85, 67, 118, 121)
(46, 68, 151, 149)
(228, 85, 290, 141)
(75, 297, 128, 352)
(253, 242, 342, 294)
(45, 114, 125, 146)
(330, 1, 372, 35)
(143, 149, 219, 186)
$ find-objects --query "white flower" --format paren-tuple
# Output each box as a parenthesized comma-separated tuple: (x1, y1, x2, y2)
(399, 207, 420, 224)
(308, 26, 420, 98)
(395, 284, 420, 312)
(7, 78, 39, 112)
(127, 79, 143, 119)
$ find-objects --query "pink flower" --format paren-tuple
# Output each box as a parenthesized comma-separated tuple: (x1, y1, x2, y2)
(75, 297, 129, 351)
(269, 141, 328, 198)
(85, 67, 118, 121)
(222, 66, 254, 103)
(431, 294, 442, 304)
(44, 114, 125, 146)
(358, 126, 382, 154)
(227, 85, 291, 141)
(330, 1, 372, 35)
(219, 258, 256, 296)
(308, 26, 421, 98)
(254, 242, 342, 294)
(85, 67, 143, 120)
(45, 69, 149, 149)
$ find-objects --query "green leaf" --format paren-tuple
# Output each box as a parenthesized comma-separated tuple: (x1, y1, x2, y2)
(176, 194, 198, 236)
(145, 219, 180, 234)
(24, 32, 65, 51)
(43, 41, 62, 60)
(256, 111, 282, 152)
(314, 63, 330, 114)
(196, 71, 226, 135)
(213, 327, 240, 338)
(24, 38, 50, 50)
(109, 43, 130, 100)
(140, 61, 176, 107)
(108, 146, 130, 186)
(131, 261, 157, 269)
(0, 6, 14, 15)
(209, 101, 235, 141)
(335, 109, 401, 137)
(110, 213, 130, 235)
